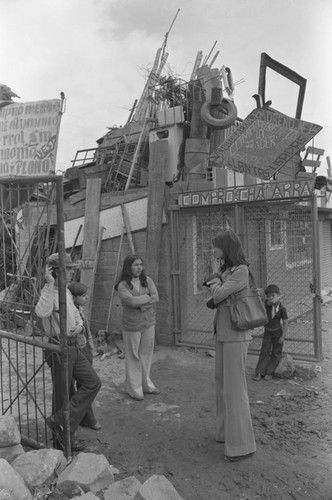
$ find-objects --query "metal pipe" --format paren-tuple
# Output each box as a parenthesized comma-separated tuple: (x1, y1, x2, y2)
(56, 176, 71, 457)
(312, 193, 322, 361)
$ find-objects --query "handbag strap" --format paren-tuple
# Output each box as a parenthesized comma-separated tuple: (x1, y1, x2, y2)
(231, 266, 257, 289)
(248, 269, 257, 289)
(226, 267, 259, 304)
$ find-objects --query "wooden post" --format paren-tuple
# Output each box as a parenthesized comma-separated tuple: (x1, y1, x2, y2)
(87, 225, 104, 322)
(145, 140, 168, 283)
(121, 203, 135, 254)
(106, 227, 125, 332)
(80, 178, 102, 290)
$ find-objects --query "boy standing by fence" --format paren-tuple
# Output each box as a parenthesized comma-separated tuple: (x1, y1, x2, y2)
(254, 284, 288, 381)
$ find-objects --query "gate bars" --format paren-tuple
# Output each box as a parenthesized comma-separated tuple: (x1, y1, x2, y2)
(0, 175, 72, 455)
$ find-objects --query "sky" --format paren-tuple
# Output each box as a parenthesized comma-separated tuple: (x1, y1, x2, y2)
(1, 0, 332, 175)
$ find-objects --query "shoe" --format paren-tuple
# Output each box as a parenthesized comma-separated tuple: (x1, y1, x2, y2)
(127, 392, 144, 401)
(46, 416, 65, 450)
(146, 388, 160, 395)
(264, 374, 273, 380)
(80, 421, 101, 430)
(224, 452, 255, 462)
(47, 416, 85, 453)
(90, 422, 101, 430)
(71, 437, 86, 452)
(253, 374, 262, 381)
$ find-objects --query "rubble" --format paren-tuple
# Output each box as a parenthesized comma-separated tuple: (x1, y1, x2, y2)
(135, 474, 184, 500)
(103, 475, 141, 500)
(0, 458, 32, 500)
(0, 415, 184, 499)
(56, 451, 114, 495)
(11, 449, 67, 489)
(274, 353, 296, 378)
(0, 415, 21, 447)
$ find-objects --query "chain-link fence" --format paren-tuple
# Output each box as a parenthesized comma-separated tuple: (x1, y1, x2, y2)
(172, 197, 321, 361)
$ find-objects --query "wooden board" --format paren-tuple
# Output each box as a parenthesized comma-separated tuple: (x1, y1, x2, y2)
(209, 108, 322, 180)
(145, 140, 168, 283)
(80, 178, 102, 290)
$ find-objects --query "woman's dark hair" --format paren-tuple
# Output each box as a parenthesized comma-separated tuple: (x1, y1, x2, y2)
(212, 230, 248, 271)
(115, 254, 148, 290)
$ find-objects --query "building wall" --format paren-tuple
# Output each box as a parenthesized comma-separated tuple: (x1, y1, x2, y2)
(90, 225, 174, 346)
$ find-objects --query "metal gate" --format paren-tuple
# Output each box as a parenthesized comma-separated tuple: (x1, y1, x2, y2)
(0, 175, 71, 450)
(170, 196, 322, 361)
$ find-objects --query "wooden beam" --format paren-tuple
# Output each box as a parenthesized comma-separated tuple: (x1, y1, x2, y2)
(306, 146, 325, 157)
(87, 225, 104, 322)
(145, 140, 168, 284)
(121, 203, 135, 254)
(80, 178, 102, 290)
(302, 159, 321, 169)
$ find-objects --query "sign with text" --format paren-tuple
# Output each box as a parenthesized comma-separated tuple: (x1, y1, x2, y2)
(0, 99, 61, 177)
(178, 180, 315, 207)
(209, 108, 322, 180)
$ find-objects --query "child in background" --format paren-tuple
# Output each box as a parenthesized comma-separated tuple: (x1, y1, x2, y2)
(67, 281, 101, 430)
(254, 284, 288, 381)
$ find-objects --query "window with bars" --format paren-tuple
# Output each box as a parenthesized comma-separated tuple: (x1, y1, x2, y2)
(192, 212, 233, 294)
(285, 217, 312, 268)
(269, 219, 284, 250)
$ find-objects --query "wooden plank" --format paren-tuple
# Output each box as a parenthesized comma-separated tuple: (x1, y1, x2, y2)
(87, 225, 104, 321)
(68, 189, 87, 205)
(306, 146, 325, 157)
(145, 140, 168, 284)
(302, 159, 321, 169)
(106, 227, 124, 332)
(190, 50, 203, 80)
(121, 203, 135, 254)
(80, 178, 102, 290)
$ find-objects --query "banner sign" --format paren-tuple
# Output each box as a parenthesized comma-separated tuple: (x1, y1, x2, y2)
(178, 180, 315, 207)
(209, 108, 322, 180)
(0, 99, 61, 177)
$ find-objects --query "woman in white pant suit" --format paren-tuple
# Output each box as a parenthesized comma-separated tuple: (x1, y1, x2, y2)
(206, 230, 256, 462)
(116, 254, 160, 401)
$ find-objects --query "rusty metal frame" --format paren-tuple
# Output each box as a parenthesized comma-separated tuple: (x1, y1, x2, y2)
(0, 175, 72, 456)
(258, 52, 307, 119)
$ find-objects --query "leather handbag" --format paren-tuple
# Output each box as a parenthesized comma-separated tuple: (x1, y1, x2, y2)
(227, 270, 268, 330)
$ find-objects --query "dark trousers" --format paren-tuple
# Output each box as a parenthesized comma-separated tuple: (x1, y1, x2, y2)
(255, 330, 283, 376)
(46, 344, 101, 434)
(72, 346, 98, 427)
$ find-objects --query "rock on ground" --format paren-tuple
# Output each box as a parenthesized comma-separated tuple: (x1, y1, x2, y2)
(0, 416, 21, 447)
(0, 458, 32, 500)
(135, 474, 184, 500)
(0, 443, 25, 463)
(103, 476, 141, 500)
(57, 452, 114, 495)
(11, 448, 67, 489)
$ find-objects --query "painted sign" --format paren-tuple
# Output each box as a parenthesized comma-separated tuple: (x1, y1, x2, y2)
(209, 108, 322, 180)
(0, 99, 61, 177)
(76, 259, 95, 269)
(178, 180, 315, 207)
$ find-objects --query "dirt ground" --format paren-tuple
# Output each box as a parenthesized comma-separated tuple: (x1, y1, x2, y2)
(76, 303, 332, 500)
